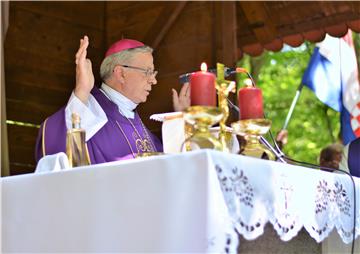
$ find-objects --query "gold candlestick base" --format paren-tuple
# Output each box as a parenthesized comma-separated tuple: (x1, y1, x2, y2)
(183, 106, 223, 151)
(231, 119, 275, 160)
(210, 126, 235, 152)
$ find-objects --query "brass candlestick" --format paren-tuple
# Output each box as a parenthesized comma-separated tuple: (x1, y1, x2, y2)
(231, 118, 275, 160)
(183, 106, 223, 150)
(183, 63, 237, 152)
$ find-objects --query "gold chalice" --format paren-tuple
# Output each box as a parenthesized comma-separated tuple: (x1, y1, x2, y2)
(183, 106, 223, 151)
(231, 118, 275, 160)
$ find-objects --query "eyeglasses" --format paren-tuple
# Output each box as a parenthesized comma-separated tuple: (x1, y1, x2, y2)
(119, 65, 158, 78)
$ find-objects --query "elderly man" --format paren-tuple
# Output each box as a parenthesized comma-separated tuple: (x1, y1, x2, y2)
(339, 137, 360, 177)
(35, 36, 189, 164)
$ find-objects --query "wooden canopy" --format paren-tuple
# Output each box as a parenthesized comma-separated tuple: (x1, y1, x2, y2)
(236, 2, 359, 56)
(4, 1, 360, 174)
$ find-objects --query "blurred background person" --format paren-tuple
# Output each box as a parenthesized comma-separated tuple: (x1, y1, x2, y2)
(319, 143, 343, 171)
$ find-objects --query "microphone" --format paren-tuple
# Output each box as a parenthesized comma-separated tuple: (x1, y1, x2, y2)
(178, 67, 236, 84)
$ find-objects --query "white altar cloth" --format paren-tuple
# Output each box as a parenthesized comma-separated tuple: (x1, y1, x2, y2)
(2, 150, 359, 253)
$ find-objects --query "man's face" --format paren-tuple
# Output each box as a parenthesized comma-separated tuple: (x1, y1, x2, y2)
(119, 52, 157, 104)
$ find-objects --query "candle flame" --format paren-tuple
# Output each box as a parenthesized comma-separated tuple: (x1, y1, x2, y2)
(244, 78, 252, 87)
(200, 62, 207, 72)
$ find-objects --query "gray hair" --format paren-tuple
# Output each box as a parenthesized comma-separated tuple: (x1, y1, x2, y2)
(100, 46, 153, 81)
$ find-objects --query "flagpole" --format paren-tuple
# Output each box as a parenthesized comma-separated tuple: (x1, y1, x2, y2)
(282, 83, 304, 130)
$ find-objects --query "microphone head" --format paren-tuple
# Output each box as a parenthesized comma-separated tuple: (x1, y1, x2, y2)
(179, 73, 192, 84)
(178, 67, 236, 84)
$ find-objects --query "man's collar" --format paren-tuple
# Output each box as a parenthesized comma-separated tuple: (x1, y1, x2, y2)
(100, 83, 138, 119)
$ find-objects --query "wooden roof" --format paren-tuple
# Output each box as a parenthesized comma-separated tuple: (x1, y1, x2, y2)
(116, 1, 360, 64)
(235, 1, 360, 56)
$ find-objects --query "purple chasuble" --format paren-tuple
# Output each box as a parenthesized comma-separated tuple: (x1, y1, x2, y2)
(35, 86, 163, 165)
(348, 137, 360, 177)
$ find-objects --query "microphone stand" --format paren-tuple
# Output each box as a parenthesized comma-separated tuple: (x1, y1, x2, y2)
(259, 136, 287, 163)
(179, 67, 236, 84)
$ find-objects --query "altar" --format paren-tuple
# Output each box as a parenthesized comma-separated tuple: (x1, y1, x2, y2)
(2, 150, 359, 253)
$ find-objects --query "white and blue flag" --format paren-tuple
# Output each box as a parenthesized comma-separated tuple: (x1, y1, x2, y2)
(302, 30, 360, 145)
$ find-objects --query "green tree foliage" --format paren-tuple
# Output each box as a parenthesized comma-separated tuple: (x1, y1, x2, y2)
(236, 42, 342, 165)
(354, 31, 360, 73)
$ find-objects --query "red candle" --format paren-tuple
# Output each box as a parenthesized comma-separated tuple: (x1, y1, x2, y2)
(238, 80, 264, 120)
(190, 63, 216, 106)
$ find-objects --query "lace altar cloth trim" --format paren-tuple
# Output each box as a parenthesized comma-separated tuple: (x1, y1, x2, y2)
(209, 152, 359, 244)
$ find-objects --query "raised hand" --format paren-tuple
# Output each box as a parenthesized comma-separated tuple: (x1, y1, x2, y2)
(172, 82, 190, 112)
(74, 35, 95, 104)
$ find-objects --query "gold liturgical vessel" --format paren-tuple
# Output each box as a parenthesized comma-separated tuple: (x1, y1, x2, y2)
(183, 106, 223, 150)
(184, 62, 275, 160)
(66, 113, 91, 167)
(231, 69, 275, 160)
(231, 118, 275, 160)
(183, 63, 235, 152)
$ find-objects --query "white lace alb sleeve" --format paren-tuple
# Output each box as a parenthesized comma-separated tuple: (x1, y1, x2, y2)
(65, 92, 108, 141)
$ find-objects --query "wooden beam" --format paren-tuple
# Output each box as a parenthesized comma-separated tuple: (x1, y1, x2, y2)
(144, 2, 187, 50)
(212, 2, 238, 124)
(7, 124, 38, 175)
(240, 2, 277, 45)
(221, 2, 238, 66)
(213, 2, 238, 66)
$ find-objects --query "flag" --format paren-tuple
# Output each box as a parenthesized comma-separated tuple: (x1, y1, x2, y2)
(302, 30, 360, 145)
